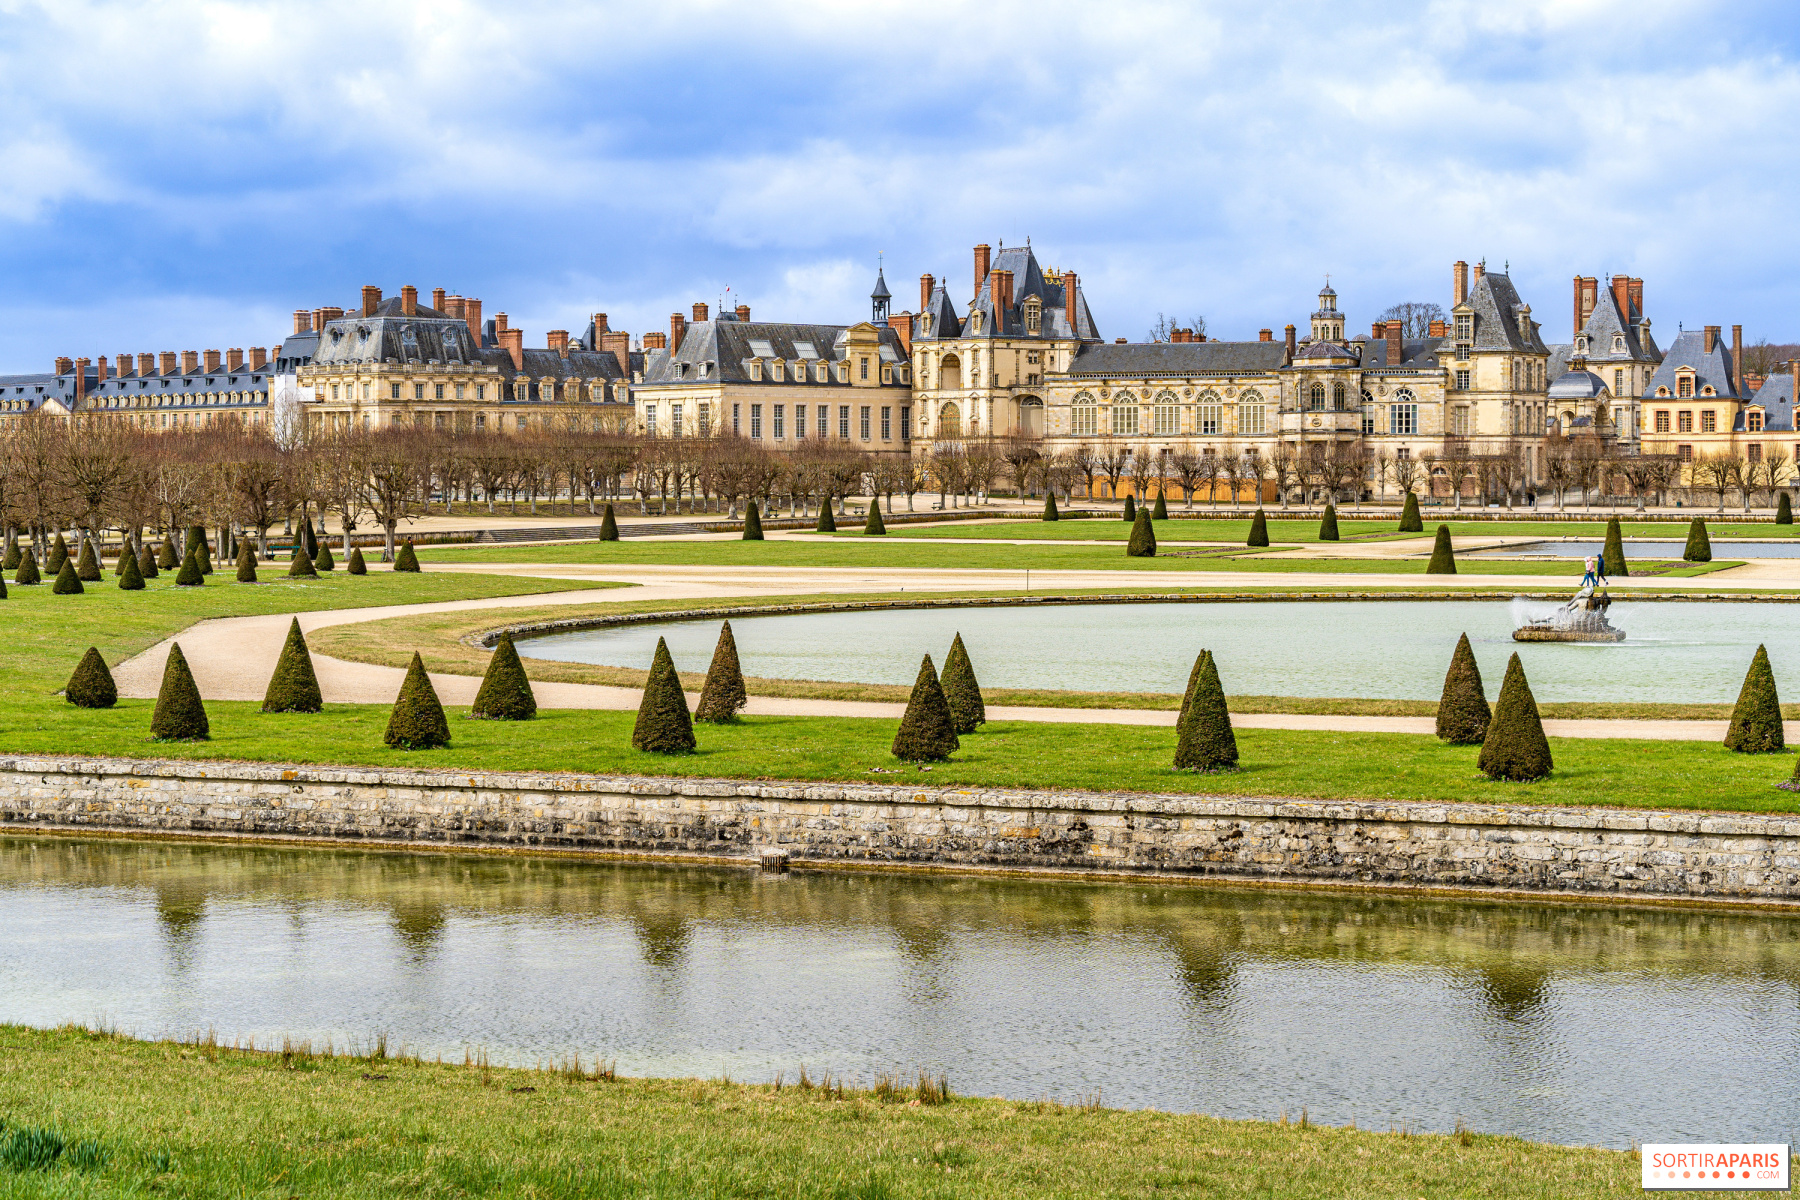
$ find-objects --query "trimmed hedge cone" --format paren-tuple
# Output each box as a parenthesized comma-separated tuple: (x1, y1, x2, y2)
(118, 548, 145, 590)
(1398, 491, 1423, 532)
(815, 500, 837, 533)
(1435, 632, 1490, 744)
(394, 540, 421, 572)
(1425, 524, 1457, 574)
(864, 496, 887, 536)
(157, 534, 178, 570)
(1724, 644, 1784, 753)
(694, 621, 747, 724)
(236, 542, 258, 582)
(1477, 653, 1552, 782)
(742, 501, 764, 541)
(1, 538, 16, 570)
(1318, 503, 1339, 541)
(262, 618, 323, 713)
(891, 654, 959, 762)
(599, 503, 620, 541)
(348, 548, 367, 575)
(1603, 516, 1629, 578)
(52, 560, 84, 595)
(1683, 518, 1711, 563)
(75, 537, 102, 581)
(45, 534, 69, 574)
(1152, 491, 1169, 520)
(1043, 492, 1060, 521)
(1779, 492, 1793, 525)
(65, 647, 117, 709)
(1174, 650, 1237, 772)
(940, 632, 986, 734)
(150, 643, 210, 741)
(1122, 494, 1137, 522)
(14, 548, 40, 585)
(470, 632, 537, 721)
(287, 546, 318, 577)
(138, 543, 158, 579)
(632, 638, 696, 754)
(1126, 508, 1156, 557)
(385, 652, 450, 749)
(315, 543, 336, 572)
(175, 547, 205, 587)
(1247, 508, 1269, 547)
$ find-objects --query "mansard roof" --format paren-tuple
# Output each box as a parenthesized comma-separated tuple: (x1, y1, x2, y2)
(1745, 373, 1797, 431)
(1548, 369, 1608, 401)
(1572, 285, 1661, 365)
(1462, 271, 1549, 355)
(1066, 340, 1290, 377)
(313, 309, 626, 380)
(1347, 336, 1445, 370)
(1646, 330, 1741, 399)
(959, 243, 1100, 341)
(918, 284, 964, 341)
(640, 318, 907, 385)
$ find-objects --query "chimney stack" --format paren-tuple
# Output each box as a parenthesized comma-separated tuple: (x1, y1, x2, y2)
(1258, 328, 1273, 342)
(643, 331, 667, 351)
(669, 311, 687, 353)
(54, 356, 72, 375)
(446, 295, 465, 320)
(920, 273, 934, 313)
(592, 312, 609, 334)
(692, 301, 709, 323)
(1628, 278, 1643, 320)
(74, 358, 89, 402)
(1385, 321, 1403, 366)
(118, 353, 132, 378)
(293, 310, 311, 335)
(401, 285, 418, 316)
(361, 285, 381, 317)
(1573, 275, 1598, 338)
(249, 347, 267, 370)
(989, 269, 1012, 326)
(736, 304, 750, 322)
(548, 329, 570, 358)
(1703, 325, 1719, 353)
(138, 353, 155, 377)
(96, 355, 109, 381)
(1283, 324, 1297, 366)
(159, 352, 177, 376)
(464, 298, 482, 341)
(1733, 324, 1743, 394)
(312, 307, 327, 334)
(1064, 271, 1079, 335)
(1453, 260, 1469, 306)
(500, 327, 523, 371)
(600, 331, 631, 376)
(203, 350, 221, 372)
(181, 351, 199, 374)
(973, 243, 991, 296)
(1612, 276, 1631, 323)
(1429, 318, 1446, 337)
(494, 312, 509, 333)
(889, 311, 913, 355)
(227, 349, 244, 371)
(1472, 262, 1485, 288)
(431, 287, 446, 311)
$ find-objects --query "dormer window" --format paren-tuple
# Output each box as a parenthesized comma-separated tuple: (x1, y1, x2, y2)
(1678, 375, 1694, 398)
(1701, 385, 1715, 396)
(1749, 410, 1765, 432)
(748, 360, 763, 381)
(1455, 314, 1473, 341)
(1024, 296, 1042, 335)
(1613, 336, 1625, 352)
(921, 314, 934, 336)
(969, 310, 984, 334)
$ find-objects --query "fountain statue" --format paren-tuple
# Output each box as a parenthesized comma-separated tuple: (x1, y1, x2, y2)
(1513, 585, 1625, 643)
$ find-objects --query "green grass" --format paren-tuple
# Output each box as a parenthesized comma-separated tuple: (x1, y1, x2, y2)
(0, 1024, 1644, 1200)
(874, 516, 1800, 543)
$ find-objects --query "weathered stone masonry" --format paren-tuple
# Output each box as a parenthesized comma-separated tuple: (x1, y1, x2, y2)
(3, 755, 1799, 903)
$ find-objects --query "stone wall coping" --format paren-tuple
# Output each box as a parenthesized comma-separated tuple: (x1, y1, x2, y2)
(7, 754, 1799, 840)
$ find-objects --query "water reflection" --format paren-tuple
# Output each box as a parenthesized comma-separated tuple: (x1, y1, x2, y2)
(2, 835, 1797, 1149)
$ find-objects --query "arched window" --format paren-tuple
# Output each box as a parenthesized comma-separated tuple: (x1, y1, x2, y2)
(1236, 390, 1265, 435)
(1073, 390, 1099, 436)
(1308, 383, 1326, 411)
(1194, 389, 1221, 435)
(1332, 382, 1347, 410)
(938, 402, 962, 438)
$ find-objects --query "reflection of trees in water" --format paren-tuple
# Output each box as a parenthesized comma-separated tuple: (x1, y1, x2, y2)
(1475, 965, 1552, 1021)
(628, 913, 692, 969)
(153, 883, 207, 972)
(389, 901, 448, 963)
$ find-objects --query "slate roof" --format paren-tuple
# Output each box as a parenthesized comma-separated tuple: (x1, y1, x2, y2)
(640, 320, 909, 386)
(1646, 330, 1741, 400)
(1742, 373, 1796, 432)
(1569, 284, 1660, 365)
(274, 332, 319, 374)
(0, 372, 66, 416)
(1066, 341, 1291, 377)
(1293, 340, 1358, 361)
(918, 284, 964, 341)
(313, 311, 626, 381)
(919, 243, 1100, 342)
(1347, 336, 1445, 370)
(1463, 271, 1550, 354)
(1547, 369, 1608, 401)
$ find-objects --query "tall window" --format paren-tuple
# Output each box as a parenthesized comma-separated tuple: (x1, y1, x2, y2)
(1701, 410, 1717, 433)
(860, 406, 871, 439)
(900, 407, 911, 440)
(1748, 442, 1763, 462)
(750, 404, 762, 438)
(795, 404, 807, 438)
(672, 404, 683, 438)
(1196, 397, 1221, 435)
(1308, 383, 1326, 411)
(772, 404, 783, 438)
(1678, 410, 1693, 432)
(1655, 410, 1671, 433)
(839, 405, 850, 438)
(643, 404, 657, 436)
(1074, 391, 1099, 436)
(881, 406, 891, 440)
(1332, 382, 1347, 411)
(698, 404, 711, 437)
(1678, 375, 1694, 397)
(1614, 369, 1624, 395)
(1455, 369, 1471, 390)
(1236, 392, 1265, 435)
(1452, 406, 1469, 436)
(1111, 401, 1138, 435)
(1156, 397, 1182, 435)
(1390, 389, 1418, 435)
(732, 403, 741, 435)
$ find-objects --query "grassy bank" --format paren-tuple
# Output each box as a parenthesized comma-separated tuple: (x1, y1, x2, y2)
(0, 1025, 1642, 1200)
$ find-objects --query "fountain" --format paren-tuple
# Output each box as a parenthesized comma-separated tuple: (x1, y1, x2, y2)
(1512, 586, 1625, 643)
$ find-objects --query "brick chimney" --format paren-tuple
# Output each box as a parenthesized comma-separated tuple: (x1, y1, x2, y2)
(249, 347, 267, 370)
(592, 312, 609, 335)
(973, 243, 991, 296)
(203, 350, 221, 372)
(1258, 328, 1273, 342)
(464, 298, 482, 341)
(692, 301, 709, 323)
(889, 311, 913, 356)
(600, 331, 631, 376)
(643, 331, 667, 351)
(494, 312, 509, 334)
(401, 285, 418, 317)
(117, 353, 131, 378)
(1371, 322, 1384, 338)
(1284, 324, 1297, 366)
(499, 327, 523, 371)
(74, 358, 89, 401)
(1063, 271, 1078, 334)
(446, 296, 464, 320)
(736, 304, 750, 322)
(159, 352, 177, 376)
(1428, 318, 1447, 337)
(293, 310, 312, 335)
(138, 353, 155, 377)
(361, 285, 381, 317)
(989, 269, 1011, 327)
(227, 349, 244, 371)
(1611, 276, 1631, 323)
(920, 273, 934, 313)
(669, 312, 687, 353)
(181, 351, 199, 374)
(1453, 260, 1469, 306)
(312, 308, 327, 334)
(1573, 275, 1597, 337)
(1473, 261, 1485, 287)
(1704, 325, 1719, 354)
(431, 287, 446, 311)
(1628, 278, 1643, 321)
(548, 329, 570, 358)
(1380, 321, 1399, 366)
(100, 355, 114, 381)
(54, 356, 72, 375)
(1733, 324, 1743, 394)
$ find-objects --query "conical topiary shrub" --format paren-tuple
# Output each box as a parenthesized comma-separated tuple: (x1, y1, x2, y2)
(52, 560, 84, 595)
(301, 518, 318, 561)
(138, 543, 158, 579)
(14, 547, 40, 586)
(940, 632, 986, 735)
(1247, 508, 1269, 547)
(315, 543, 336, 572)
(1725, 644, 1784, 753)
(384, 652, 450, 749)
(236, 542, 258, 583)
(287, 546, 318, 577)
(113, 541, 129, 577)
(150, 643, 209, 741)
(1319, 503, 1339, 541)
(394, 540, 420, 572)
(631, 638, 695, 754)
(261, 617, 323, 713)
(1126, 508, 1156, 557)
(0, 573, 7, 600)
(348, 548, 367, 575)
(1122, 494, 1137, 523)
(174, 546, 205, 587)
(743, 500, 764, 541)
(1779, 492, 1793, 525)
(694, 621, 747, 724)
(2, 537, 17, 571)
(1152, 491, 1169, 520)
(470, 631, 537, 721)
(1435, 632, 1490, 744)
(864, 496, 887, 536)
(118, 547, 145, 591)
(1399, 490, 1423, 532)
(1477, 653, 1552, 782)
(1683, 518, 1711, 563)
(65, 647, 116, 709)
(891, 653, 959, 762)
(1175, 650, 1238, 772)
(1603, 516, 1629, 578)
(815, 500, 837, 533)
(190, 527, 213, 574)
(158, 533, 179, 570)
(46, 533, 69, 575)
(1043, 492, 1060, 521)
(1426, 524, 1456, 574)
(75, 536, 101, 581)
(599, 503, 619, 541)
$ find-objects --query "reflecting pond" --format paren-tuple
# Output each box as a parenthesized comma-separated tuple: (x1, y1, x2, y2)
(517, 600, 1800, 703)
(3, 836, 1797, 1149)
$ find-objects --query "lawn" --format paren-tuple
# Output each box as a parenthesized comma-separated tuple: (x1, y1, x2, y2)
(873, 516, 1800, 543)
(0, 1024, 1644, 1200)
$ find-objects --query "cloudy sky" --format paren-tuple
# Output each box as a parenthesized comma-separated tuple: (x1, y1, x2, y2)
(2, 0, 1796, 371)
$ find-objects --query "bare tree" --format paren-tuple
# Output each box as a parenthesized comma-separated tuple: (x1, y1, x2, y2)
(1148, 313, 1208, 342)
(1376, 302, 1446, 339)
(1691, 452, 1738, 513)
(1391, 452, 1422, 504)
(1268, 442, 1297, 508)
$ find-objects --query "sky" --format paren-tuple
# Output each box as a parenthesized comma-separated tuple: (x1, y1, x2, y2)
(2, 0, 1798, 373)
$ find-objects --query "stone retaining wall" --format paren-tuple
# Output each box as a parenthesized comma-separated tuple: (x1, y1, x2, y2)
(4, 756, 1799, 904)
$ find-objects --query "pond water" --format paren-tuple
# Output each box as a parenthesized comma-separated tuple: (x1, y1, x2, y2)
(1473, 540, 1800, 559)
(3, 836, 1796, 1149)
(517, 600, 1800, 703)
